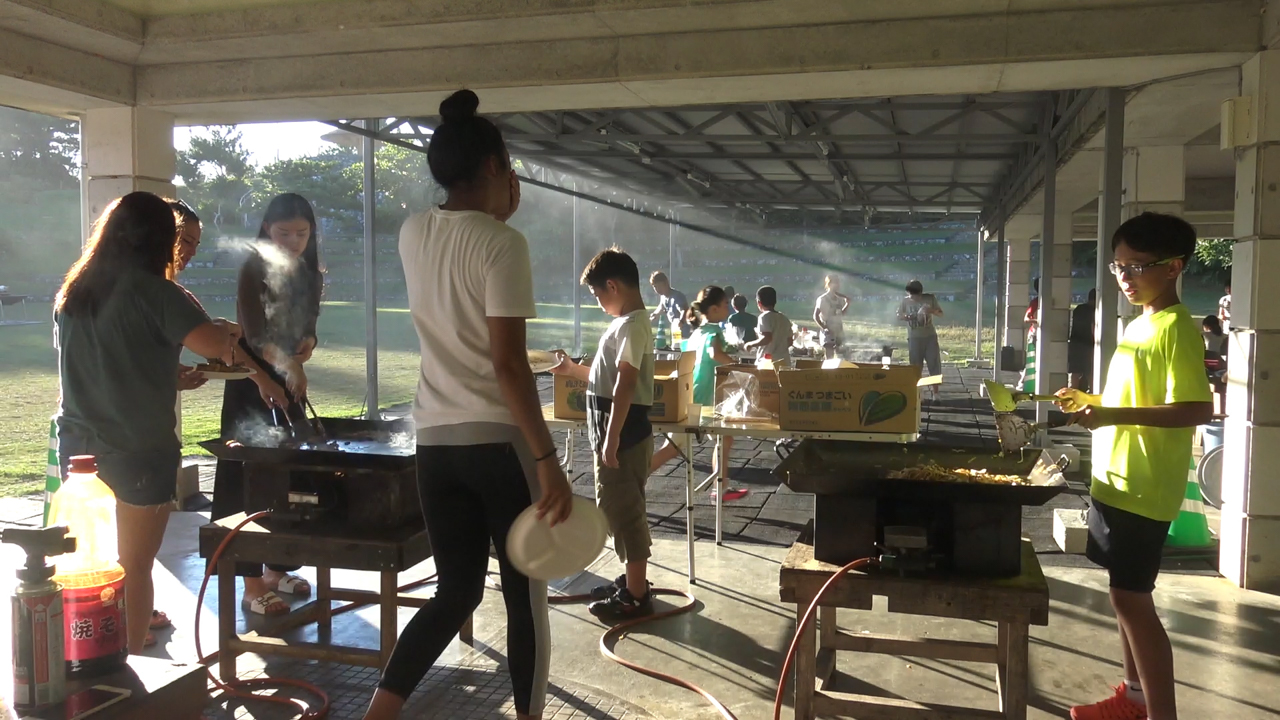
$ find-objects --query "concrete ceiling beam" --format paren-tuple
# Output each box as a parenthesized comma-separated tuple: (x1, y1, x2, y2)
(0, 0, 142, 62)
(129, 1, 1256, 122)
(0, 24, 132, 108)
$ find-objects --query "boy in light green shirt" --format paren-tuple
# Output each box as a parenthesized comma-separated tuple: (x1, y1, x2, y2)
(1057, 212, 1212, 720)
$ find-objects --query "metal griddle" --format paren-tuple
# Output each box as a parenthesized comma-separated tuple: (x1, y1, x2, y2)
(199, 417, 415, 471)
(775, 439, 1069, 574)
(774, 440, 1068, 505)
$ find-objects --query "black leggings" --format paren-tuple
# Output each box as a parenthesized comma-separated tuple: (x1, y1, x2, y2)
(379, 443, 550, 716)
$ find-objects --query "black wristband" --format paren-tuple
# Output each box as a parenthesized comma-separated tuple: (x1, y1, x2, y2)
(534, 449, 557, 463)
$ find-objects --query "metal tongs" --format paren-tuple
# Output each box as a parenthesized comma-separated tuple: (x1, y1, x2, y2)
(303, 396, 327, 438)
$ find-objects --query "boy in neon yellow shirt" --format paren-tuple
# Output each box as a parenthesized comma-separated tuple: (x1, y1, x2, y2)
(1057, 212, 1212, 720)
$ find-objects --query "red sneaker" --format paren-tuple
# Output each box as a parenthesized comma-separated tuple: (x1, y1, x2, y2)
(1070, 686, 1147, 720)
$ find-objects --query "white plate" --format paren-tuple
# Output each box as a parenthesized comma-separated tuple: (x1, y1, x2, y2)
(199, 368, 256, 381)
(527, 349, 562, 374)
(507, 495, 608, 581)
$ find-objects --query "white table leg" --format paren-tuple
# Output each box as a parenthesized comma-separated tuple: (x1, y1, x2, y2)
(684, 431, 696, 585)
(715, 437, 724, 545)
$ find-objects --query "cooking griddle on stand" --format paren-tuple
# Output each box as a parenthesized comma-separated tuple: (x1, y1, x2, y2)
(775, 440, 1068, 576)
(200, 417, 419, 531)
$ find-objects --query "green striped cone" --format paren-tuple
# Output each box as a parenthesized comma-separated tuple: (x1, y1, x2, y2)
(1022, 336, 1037, 393)
(42, 418, 60, 526)
(1166, 455, 1213, 548)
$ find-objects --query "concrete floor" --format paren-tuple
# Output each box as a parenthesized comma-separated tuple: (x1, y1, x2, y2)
(103, 514, 1280, 720)
(3, 368, 1276, 718)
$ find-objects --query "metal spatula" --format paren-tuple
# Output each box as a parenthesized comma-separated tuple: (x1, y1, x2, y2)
(994, 412, 1070, 452)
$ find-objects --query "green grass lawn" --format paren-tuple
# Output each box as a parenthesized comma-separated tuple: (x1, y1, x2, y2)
(0, 295, 995, 497)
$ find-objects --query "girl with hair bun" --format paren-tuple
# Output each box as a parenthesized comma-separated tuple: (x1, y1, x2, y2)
(653, 286, 747, 500)
(362, 89, 571, 720)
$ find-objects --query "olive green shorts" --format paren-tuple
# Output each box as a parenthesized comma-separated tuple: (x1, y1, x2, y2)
(593, 436, 655, 564)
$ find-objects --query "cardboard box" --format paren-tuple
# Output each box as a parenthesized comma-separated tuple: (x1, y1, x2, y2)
(793, 359, 824, 370)
(776, 364, 926, 434)
(556, 353, 696, 422)
(553, 358, 590, 420)
(1053, 508, 1089, 554)
(714, 364, 780, 417)
(651, 352, 695, 422)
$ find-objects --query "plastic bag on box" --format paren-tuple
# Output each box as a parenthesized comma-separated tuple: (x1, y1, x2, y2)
(714, 370, 774, 422)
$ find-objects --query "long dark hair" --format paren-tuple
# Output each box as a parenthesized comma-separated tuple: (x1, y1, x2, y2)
(255, 193, 323, 324)
(428, 90, 508, 189)
(56, 192, 178, 317)
(686, 285, 728, 330)
(258, 193, 321, 281)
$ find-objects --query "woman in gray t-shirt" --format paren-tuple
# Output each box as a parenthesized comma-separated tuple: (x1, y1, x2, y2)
(55, 191, 242, 654)
(897, 279, 943, 392)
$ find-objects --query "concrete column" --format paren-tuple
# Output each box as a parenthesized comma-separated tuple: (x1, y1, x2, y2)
(975, 228, 985, 360)
(1036, 213, 1072, 409)
(82, 108, 175, 226)
(993, 223, 1007, 378)
(1222, 50, 1280, 593)
(1004, 235, 1031, 357)
(1094, 88, 1124, 392)
(1119, 145, 1187, 323)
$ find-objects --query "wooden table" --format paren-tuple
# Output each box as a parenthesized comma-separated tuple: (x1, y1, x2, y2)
(199, 513, 459, 680)
(779, 526, 1050, 720)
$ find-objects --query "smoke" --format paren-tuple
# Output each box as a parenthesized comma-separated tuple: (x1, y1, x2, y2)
(233, 414, 290, 448)
(214, 237, 314, 383)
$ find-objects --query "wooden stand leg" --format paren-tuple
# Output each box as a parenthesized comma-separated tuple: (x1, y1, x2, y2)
(379, 571, 398, 669)
(816, 606, 837, 690)
(793, 602, 817, 720)
(459, 613, 474, 644)
(315, 567, 332, 633)
(1002, 621, 1029, 720)
(217, 559, 237, 682)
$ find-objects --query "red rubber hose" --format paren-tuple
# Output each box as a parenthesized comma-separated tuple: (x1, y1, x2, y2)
(195, 511, 331, 719)
(772, 557, 876, 720)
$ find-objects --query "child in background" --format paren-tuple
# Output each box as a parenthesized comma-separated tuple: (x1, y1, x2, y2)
(685, 286, 747, 501)
(744, 285, 792, 368)
(727, 294, 758, 346)
(1056, 212, 1212, 720)
(551, 248, 656, 621)
(814, 275, 851, 360)
(898, 279, 943, 399)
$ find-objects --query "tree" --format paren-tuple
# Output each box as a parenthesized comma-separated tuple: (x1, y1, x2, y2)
(0, 106, 79, 191)
(260, 147, 362, 234)
(176, 126, 260, 236)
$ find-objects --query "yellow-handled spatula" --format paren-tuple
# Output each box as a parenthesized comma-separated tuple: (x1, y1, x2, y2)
(983, 379, 1059, 413)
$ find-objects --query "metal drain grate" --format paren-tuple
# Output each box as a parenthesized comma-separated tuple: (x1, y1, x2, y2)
(203, 658, 650, 719)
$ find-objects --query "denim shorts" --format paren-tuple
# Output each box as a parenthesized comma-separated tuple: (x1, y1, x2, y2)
(58, 436, 178, 507)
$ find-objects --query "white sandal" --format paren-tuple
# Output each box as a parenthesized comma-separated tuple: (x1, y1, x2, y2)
(272, 574, 312, 598)
(241, 591, 290, 616)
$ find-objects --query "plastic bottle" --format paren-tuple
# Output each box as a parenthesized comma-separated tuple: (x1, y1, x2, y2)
(655, 325, 668, 351)
(45, 456, 128, 678)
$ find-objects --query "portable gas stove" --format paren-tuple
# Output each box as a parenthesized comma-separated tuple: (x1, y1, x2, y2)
(200, 417, 420, 532)
(775, 440, 1068, 576)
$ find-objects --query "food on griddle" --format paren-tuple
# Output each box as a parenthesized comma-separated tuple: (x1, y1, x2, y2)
(197, 359, 250, 373)
(889, 461, 1024, 485)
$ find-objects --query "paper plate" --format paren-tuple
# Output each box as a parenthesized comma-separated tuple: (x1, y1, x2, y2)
(507, 495, 608, 581)
(527, 349, 561, 374)
(199, 368, 256, 381)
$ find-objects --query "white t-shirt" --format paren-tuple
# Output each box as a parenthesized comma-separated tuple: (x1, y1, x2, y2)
(756, 310, 793, 365)
(400, 208, 536, 430)
(588, 309, 654, 405)
(816, 292, 845, 340)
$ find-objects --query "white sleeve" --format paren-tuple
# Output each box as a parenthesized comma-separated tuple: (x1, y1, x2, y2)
(485, 228, 537, 318)
(615, 319, 647, 370)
